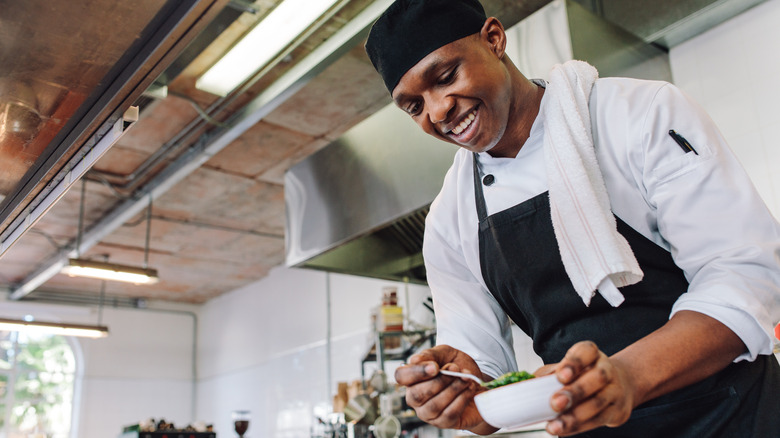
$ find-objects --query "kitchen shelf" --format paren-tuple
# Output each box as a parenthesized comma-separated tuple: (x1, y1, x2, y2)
(361, 329, 435, 380)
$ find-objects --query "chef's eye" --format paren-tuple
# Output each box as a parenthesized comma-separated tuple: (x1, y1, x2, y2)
(438, 67, 458, 85)
(407, 101, 422, 116)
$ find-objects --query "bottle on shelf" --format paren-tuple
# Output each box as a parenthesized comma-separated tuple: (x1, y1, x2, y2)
(379, 286, 403, 350)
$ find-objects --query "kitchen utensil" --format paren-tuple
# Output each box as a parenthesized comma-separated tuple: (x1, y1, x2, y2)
(473, 374, 563, 429)
(231, 410, 250, 438)
(344, 394, 378, 425)
(372, 415, 401, 438)
(439, 369, 485, 385)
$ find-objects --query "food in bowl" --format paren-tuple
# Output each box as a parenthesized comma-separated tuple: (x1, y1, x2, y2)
(474, 374, 563, 429)
(481, 370, 536, 389)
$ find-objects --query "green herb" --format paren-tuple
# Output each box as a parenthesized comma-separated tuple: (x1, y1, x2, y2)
(482, 371, 535, 389)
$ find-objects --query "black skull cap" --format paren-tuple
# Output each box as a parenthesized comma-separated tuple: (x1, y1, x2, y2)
(365, 0, 487, 94)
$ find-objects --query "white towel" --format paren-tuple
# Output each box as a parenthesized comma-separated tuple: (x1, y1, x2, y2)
(543, 60, 643, 307)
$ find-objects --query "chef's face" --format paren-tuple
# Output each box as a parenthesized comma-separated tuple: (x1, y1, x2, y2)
(392, 18, 515, 156)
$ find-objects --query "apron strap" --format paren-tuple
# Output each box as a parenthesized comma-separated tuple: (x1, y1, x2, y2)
(472, 152, 489, 228)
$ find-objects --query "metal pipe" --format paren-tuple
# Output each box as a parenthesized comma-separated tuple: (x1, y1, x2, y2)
(97, 280, 106, 326)
(326, 272, 332, 406)
(144, 195, 152, 269)
(77, 179, 86, 258)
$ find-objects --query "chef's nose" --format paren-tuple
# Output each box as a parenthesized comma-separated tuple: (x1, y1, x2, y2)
(427, 95, 455, 125)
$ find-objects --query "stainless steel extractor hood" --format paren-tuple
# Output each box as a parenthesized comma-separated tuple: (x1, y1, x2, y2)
(570, 0, 768, 49)
(284, 0, 762, 284)
(284, 104, 458, 284)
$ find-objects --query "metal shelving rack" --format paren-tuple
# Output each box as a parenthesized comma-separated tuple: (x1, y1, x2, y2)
(360, 329, 436, 381)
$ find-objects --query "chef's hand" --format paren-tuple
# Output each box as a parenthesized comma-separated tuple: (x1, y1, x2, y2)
(535, 341, 637, 437)
(395, 344, 497, 434)
(536, 312, 746, 436)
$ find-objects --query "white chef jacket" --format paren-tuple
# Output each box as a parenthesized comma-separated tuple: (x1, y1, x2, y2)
(423, 77, 780, 379)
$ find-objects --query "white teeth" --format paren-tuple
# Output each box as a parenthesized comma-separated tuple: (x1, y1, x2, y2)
(451, 109, 477, 136)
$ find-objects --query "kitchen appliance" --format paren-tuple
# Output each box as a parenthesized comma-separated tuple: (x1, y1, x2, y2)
(231, 410, 250, 438)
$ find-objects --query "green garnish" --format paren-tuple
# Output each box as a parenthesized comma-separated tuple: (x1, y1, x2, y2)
(482, 371, 535, 389)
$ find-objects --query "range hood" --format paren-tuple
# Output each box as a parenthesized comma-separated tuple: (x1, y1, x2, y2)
(284, 104, 457, 284)
(284, 0, 762, 284)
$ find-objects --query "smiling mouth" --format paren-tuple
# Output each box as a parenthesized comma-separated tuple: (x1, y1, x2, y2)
(450, 107, 478, 136)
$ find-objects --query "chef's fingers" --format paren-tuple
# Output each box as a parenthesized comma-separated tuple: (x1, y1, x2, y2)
(405, 372, 473, 421)
(551, 350, 614, 412)
(406, 344, 483, 379)
(547, 352, 636, 436)
(396, 346, 460, 385)
(399, 363, 471, 405)
(556, 340, 602, 384)
(408, 344, 461, 366)
(395, 361, 439, 386)
(396, 345, 453, 386)
(546, 383, 632, 436)
(415, 382, 470, 423)
(395, 358, 474, 386)
(434, 386, 484, 428)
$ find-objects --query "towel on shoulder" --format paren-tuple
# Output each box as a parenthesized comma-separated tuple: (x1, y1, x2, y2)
(543, 60, 643, 307)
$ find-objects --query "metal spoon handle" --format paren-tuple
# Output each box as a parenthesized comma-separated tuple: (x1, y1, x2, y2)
(439, 369, 484, 385)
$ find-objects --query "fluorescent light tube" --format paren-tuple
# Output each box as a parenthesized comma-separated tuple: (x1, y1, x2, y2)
(196, 0, 341, 96)
(62, 258, 159, 285)
(0, 318, 108, 338)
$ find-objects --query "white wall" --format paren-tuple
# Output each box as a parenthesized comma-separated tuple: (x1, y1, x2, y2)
(670, 0, 780, 217)
(195, 266, 434, 437)
(76, 306, 196, 438)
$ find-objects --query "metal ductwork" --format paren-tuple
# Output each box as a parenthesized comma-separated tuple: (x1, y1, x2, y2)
(284, 0, 763, 284)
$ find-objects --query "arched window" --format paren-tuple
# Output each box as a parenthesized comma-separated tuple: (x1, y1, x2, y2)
(0, 330, 76, 438)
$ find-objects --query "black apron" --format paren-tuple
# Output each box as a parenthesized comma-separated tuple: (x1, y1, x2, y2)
(472, 153, 780, 437)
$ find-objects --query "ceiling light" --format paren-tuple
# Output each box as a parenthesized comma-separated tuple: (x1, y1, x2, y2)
(196, 0, 342, 96)
(0, 318, 108, 338)
(61, 258, 159, 285)
(60, 185, 159, 285)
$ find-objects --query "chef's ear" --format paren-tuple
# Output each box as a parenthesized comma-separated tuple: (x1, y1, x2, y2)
(480, 17, 507, 59)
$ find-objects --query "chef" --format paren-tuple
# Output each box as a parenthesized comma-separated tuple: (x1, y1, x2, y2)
(364, 0, 780, 436)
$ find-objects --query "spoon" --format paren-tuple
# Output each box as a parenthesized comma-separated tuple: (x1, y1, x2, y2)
(439, 369, 486, 386)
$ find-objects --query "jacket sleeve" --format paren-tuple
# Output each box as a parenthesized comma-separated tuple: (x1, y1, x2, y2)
(625, 81, 780, 361)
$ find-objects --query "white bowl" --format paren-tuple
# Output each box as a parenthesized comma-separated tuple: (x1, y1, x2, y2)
(474, 374, 563, 429)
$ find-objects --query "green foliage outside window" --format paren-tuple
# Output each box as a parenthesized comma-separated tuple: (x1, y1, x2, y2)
(0, 330, 75, 438)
